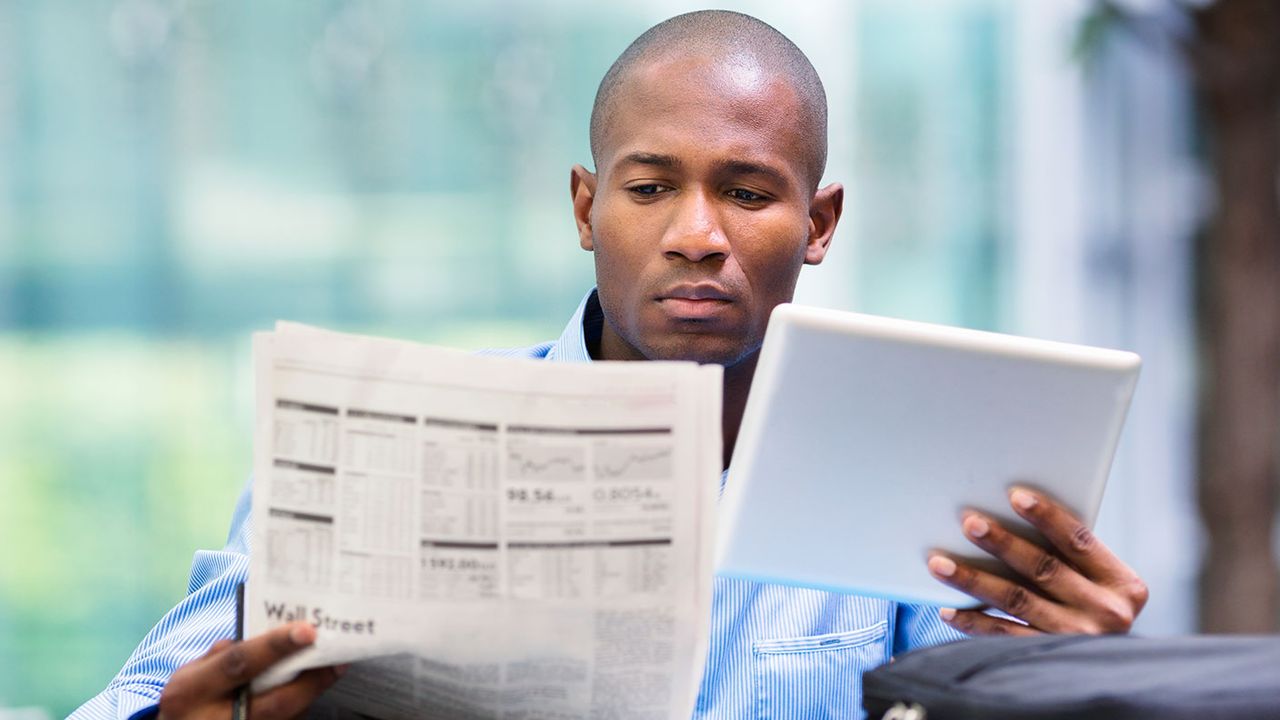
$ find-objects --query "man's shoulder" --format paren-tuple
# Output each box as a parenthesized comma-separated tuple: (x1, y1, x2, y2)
(474, 341, 557, 360)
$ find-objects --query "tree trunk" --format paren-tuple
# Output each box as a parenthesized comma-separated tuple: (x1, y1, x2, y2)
(1190, 0, 1280, 633)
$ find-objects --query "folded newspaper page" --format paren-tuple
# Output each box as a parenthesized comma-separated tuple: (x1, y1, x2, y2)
(248, 322, 722, 720)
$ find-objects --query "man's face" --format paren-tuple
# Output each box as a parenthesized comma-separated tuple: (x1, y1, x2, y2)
(572, 53, 842, 366)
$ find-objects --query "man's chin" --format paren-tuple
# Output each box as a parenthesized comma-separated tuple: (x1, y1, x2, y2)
(643, 338, 759, 368)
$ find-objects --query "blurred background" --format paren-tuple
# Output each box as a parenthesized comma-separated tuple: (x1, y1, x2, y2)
(2, 0, 1277, 716)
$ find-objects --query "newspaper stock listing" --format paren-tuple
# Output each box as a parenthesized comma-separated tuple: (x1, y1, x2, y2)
(248, 322, 722, 720)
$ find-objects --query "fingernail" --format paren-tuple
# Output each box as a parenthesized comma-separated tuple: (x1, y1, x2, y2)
(1010, 488, 1037, 511)
(939, 607, 956, 621)
(965, 515, 989, 539)
(289, 623, 315, 645)
(928, 555, 957, 578)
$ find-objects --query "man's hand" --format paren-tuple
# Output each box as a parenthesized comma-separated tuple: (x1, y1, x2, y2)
(158, 622, 344, 720)
(926, 487, 1149, 636)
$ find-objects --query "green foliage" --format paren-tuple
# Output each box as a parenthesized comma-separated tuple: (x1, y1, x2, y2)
(1074, 1, 1129, 63)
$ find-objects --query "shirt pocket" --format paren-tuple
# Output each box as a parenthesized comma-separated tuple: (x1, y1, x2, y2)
(752, 621, 889, 720)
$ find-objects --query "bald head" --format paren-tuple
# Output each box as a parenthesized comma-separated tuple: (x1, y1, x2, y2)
(589, 10, 828, 190)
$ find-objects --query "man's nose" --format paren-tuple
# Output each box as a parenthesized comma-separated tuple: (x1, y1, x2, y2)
(659, 190, 730, 262)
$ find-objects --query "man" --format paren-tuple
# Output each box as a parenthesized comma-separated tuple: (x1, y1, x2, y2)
(73, 10, 1148, 720)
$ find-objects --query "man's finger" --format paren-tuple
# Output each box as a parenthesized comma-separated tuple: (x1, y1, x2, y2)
(187, 622, 318, 696)
(927, 554, 1085, 632)
(1007, 488, 1138, 587)
(249, 666, 344, 720)
(938, 608, 1042, 637)
(960, 512, 1095, 607)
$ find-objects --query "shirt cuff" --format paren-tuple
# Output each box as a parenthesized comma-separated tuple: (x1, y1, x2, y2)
(122, 689, 161, 720)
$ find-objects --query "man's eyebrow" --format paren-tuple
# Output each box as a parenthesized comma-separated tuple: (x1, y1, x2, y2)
(615, 153, 791, 186)
(714, 159, 790, 185)
(619, 152, 682, 169)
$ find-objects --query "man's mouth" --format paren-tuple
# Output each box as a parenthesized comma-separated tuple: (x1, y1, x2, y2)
(656, 284, 733, 320)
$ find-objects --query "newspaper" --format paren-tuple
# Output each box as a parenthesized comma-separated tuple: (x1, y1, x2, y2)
(247, 322, 722, 720)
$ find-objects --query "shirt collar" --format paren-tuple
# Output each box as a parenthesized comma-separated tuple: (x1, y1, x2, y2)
(545, 288, 602, 363)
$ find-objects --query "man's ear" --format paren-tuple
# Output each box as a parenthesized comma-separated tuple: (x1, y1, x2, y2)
(805, 182, 843, 265)
(570, 164, 598, 251)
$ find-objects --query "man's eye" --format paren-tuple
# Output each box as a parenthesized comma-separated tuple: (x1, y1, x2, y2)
(628, 184, 666, 196)
(728, 188, 768, 203)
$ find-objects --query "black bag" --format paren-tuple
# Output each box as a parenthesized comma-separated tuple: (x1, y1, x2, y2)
(862, 634, 1280, 719)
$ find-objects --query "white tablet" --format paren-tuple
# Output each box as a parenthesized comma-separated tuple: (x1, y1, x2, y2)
(715, 304, 1141, 607)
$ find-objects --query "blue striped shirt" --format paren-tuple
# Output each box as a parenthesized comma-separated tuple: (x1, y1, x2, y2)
(71, 289, 964, 720)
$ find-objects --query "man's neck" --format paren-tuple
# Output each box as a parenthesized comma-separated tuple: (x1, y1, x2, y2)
(719, 351, 758, 471)
(589, 303, 758, 470)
